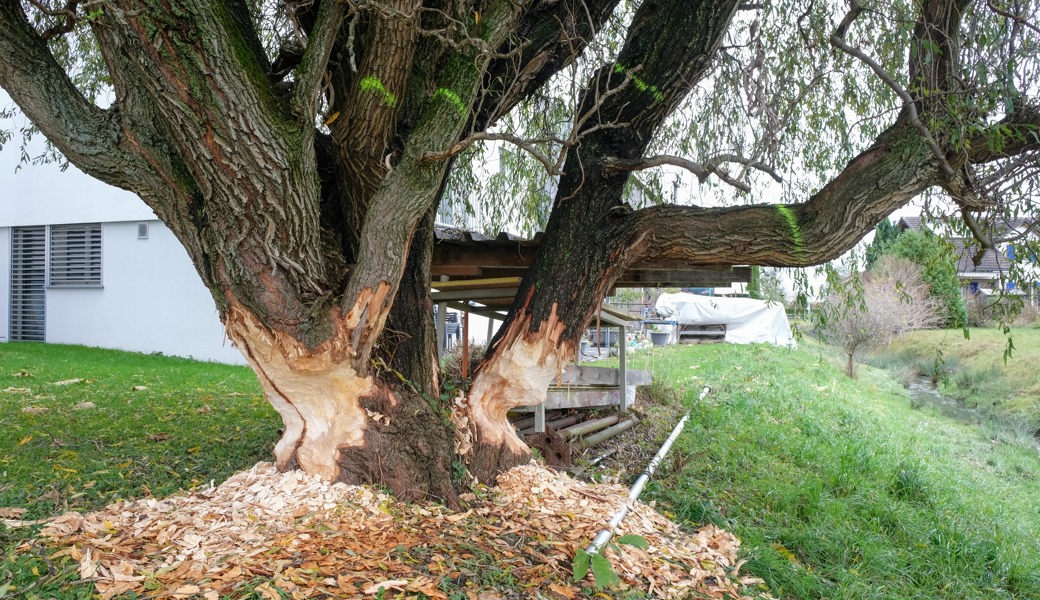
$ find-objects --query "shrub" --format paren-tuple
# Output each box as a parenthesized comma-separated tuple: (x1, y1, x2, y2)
(889, 230, 968, 328)
(817, 256, 941, 377)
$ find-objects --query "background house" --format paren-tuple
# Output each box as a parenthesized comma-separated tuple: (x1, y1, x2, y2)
(1, 121, 245, 364)
(897, 215, 1038, 306)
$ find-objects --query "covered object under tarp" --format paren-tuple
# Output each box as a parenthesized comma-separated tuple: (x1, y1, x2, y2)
(655, 292, 795, 347)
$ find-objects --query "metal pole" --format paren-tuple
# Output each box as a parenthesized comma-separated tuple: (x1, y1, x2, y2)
(585, 385, 711, 556)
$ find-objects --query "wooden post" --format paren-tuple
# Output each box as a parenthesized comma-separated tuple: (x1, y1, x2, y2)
(618, 323, 628, 413)
(534, 402, 546, 434)
(461, 310, 470, 379)
(435, 276, 448, 358)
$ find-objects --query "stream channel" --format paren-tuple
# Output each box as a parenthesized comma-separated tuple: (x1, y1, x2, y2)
(906, 377, 1040, 453)
(905, 377, 983, 424)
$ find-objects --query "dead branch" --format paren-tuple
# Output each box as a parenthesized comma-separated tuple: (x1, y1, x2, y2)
(602, 153, 782, 194)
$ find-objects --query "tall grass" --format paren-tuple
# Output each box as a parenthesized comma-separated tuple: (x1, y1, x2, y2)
(636, 343, 1040, 600)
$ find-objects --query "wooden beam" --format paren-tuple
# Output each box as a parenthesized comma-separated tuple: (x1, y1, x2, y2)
(431, 276, 523, 291)
(431, 288, 519, 302)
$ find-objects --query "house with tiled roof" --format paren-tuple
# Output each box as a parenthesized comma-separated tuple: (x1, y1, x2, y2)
(896, 216, 1038, 304)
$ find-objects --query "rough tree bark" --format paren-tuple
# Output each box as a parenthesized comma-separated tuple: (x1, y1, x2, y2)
(1, 0, 1037, 497)
(0, 0, 620, 501)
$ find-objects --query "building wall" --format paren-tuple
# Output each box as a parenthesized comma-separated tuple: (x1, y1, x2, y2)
(0, 227, 10, 342)
(43, 220, 245, 364)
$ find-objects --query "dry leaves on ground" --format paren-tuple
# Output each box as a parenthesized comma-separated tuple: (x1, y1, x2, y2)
(17, 463, 769, 599)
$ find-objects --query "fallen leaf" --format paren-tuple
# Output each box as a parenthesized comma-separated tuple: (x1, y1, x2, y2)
(79, 548, 99, 579)
(132, 385, 148, 391)
(73, 402, 96, 410)
(363, 579, 409, 595)
(3, 387, 31, 393)
(147, 433, 172, 442)
(12, 370, 32, 377)
(169, 584, 201, 597)
(197, 405, 213, 414)
(254, 581, 281, 600)
(52, 378, 86, 386)
(21, 406, 49, 415)
(0, 507, 27, 519)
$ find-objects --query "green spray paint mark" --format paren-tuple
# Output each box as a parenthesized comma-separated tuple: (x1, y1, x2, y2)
(776, 205, 805, 254)
(614, 63, 665, 102)
(434, 87, 467, 116)
(359, 76, 396, 108)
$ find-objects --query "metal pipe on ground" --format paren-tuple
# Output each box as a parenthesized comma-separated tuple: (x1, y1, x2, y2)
(576, 418, 638, 449)
(560, 415, 619, 439)
(584, 386, 711, 557)
(511, 416, 537, 431)
(546, 414, 580, 430)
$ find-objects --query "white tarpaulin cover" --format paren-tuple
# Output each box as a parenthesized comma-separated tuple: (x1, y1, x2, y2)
(655, 292, 795, 347)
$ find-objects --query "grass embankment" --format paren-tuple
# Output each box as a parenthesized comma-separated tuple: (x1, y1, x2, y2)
(621, 342, 1040, 600)
(4, 342, 1040, 599)
(868, 327, 1040, 430)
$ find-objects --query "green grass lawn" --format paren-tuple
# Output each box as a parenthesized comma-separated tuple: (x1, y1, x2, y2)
(1, 343, 275, 519)
(4, 341, 1040, 599)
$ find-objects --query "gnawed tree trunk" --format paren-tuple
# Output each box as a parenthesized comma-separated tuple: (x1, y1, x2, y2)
(223, 212, 459, 502)
(465, 0, 740, 482)
(4, 0, 1038, 501)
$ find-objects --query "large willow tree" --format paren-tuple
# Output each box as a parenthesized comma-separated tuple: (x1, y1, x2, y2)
(1, 0, 1037, 502)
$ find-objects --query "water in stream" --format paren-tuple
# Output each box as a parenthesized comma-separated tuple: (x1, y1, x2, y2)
(905, 377, 984, 424)
(906, 376, 1040, 453)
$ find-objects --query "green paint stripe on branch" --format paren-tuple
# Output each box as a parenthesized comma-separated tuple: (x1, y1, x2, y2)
(614, 63, 665, 102)
(776, 205, 805, 256)
(359, 76, 396, 108)
(433, 87, 467, 117)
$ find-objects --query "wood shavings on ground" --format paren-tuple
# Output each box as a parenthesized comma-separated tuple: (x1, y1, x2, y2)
(18, 462, 770, 599)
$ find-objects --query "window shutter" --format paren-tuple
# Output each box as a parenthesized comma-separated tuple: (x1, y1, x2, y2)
(49, 223, 103, 287)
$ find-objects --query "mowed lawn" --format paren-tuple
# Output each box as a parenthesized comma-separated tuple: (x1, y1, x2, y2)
(1, 342, 275, 519)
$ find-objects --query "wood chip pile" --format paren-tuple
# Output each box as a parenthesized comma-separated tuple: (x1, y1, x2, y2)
(17, 462, 768, 599)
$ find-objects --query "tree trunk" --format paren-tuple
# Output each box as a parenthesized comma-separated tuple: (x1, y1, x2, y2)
(226, 294, 459, 503)
(463, 307, 576, 482)
(464, 0, 739, 482)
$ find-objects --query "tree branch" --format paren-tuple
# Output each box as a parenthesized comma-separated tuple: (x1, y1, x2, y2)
(291, 0, 346, 120)
(603, 153, 783, 193)
(422, 132, 562, 174)
(828, 0, 957, 180)
(0, 2, 138, 189)
(630, 120, 941, 268)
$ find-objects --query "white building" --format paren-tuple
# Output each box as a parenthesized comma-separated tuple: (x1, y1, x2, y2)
(0, 124, 244, 364)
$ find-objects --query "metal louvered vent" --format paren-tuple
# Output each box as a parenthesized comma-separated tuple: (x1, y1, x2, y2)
(49, 223, 102, 287)
(10, 226, 46, 341)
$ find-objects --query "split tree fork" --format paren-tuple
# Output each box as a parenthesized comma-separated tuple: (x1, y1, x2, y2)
(0, 0, 1036, 502)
